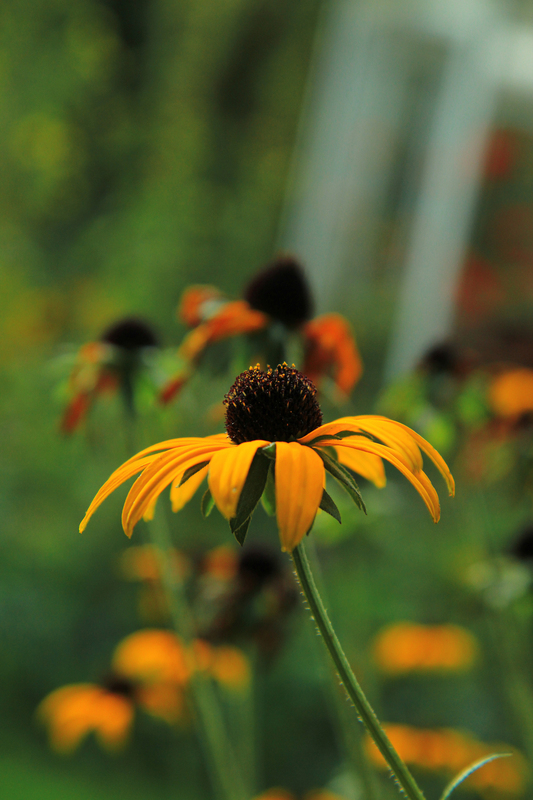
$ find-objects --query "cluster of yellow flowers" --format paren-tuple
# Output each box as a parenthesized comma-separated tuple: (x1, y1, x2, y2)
(38, 629, 249, 753)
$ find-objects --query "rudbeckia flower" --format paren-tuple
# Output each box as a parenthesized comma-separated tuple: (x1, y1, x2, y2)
(81, 364, 454, 553)
(366, 724, 527, 794)
(60, 317, 159, 433)
(488, 367, 533, 420)
(372, 622, 478, 674)
(161, 256, 362, 403)
(37, 679, 137, 753)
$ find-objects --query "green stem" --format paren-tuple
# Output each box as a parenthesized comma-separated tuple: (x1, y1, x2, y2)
(292, 541, 426, 800)
(148, 509, 249, 800)
(305, 539, 381, 800)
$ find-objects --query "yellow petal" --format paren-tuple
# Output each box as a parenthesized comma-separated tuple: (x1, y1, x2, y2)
(208, 440, 269, 520)
(170, 464, 210, 512)
(122, 441, 230, 536)
(298, 420, 365, 444)
(377, 417, 455, 496)
(275, 442, 325, 552)
(336, 447, 386, 488)
(333, 438, 441, 521)
(121, 440, 228, 525)
(332, 416, 423, 471)
(79, 436, 230, 532)
(79, 454, 162, 532)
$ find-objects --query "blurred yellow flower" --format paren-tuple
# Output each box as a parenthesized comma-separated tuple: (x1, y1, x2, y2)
(190, 639, 251, 691)
(37, 683, 135, 754)
(201, 545, 239, 582)
(366, 724, 528, 794)
(60, 317, 158, 433)
(373, 622, 478, 674)
(81, 365, 454, 553)
(112, 629, 191, 686)
(119, 544, 190, 582)
(488, 368, 533, 419)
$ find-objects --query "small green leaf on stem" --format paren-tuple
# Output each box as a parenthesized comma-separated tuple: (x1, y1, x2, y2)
(439, 753, 511, 800)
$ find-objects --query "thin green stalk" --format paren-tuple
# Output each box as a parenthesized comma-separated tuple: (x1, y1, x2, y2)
(305, 539, 381, 800)
(148, 509, 249, 800)
(292, 541, 426, 800)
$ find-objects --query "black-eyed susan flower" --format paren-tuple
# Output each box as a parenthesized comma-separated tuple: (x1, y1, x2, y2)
(112, 629, 191, 686)
(372, 622, 478, 675)
(38, 629, 193, 752)
(60, 316, 159, 433)
(488, 367, 533, 420)
(161, 257, 362, 403)
(81, 364, 454, 553)
(37, 680, 136, 753)
(366, 724, 528, 795)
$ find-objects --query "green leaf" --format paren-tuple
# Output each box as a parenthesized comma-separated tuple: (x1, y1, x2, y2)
(231, 515, 251, 546)
(178, 461, 210, 487)
(439, 753, 512, 800)
(229, 452, 270, 539)
(261, 462, 276, 516)
(201, 488, 215, 517)
(319, 488, 342, 523)
(319, 450, 366, 514)
(306, 430, 359, 446)
(261, 443, 277, 460)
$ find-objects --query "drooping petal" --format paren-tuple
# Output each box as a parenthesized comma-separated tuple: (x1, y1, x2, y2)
(274, 442, 325, 551)
(179, 300, 268, 363)
(80, 454, 166, 532)
(178, 284, 223, 327)
(331, 437, 441, 521)
(208, 440, 269, 520)
(300, 416, 454, 495)
(122, 441, 231, 536)
(325, 416, 423, 471)
(170, 464, 210, 512)
(368, 416, 455, 495)
(80, 435, 230, 534)
(303, 313, 363, 394)
(336, 447, 386, 488)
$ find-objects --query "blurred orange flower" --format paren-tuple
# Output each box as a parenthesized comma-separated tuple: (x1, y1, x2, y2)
(366, 724, 527, 794)
(119, 544, 190, 583)
(201, 544, 239, 582)
(162, 257, 362, 403)
(37, 682, 135, 753)
(60, 317, 158, 433)
(373, 622, 478, 674)
(112, 629, 191, 685)
(189, 639, 250, 691)
(488, 368, 533, 420)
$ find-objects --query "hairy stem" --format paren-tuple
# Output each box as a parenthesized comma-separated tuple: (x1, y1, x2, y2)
(292, 541, 426, 800)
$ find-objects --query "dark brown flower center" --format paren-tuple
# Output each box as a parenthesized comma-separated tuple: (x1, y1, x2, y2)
(243, 256, 313, 328)
(224, 364, 322, 444)
(101, 673, 137, 698)
(101, 317, 158, 351)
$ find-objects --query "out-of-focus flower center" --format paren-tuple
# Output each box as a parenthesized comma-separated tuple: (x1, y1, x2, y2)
(243, 256, 313, 328)
(224, 364, 323, 444)
(102, 674, 137, 698)
(101, 317, 158, 351)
